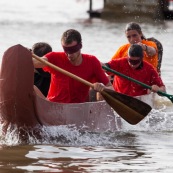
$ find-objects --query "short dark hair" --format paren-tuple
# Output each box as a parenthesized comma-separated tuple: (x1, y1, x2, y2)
(128, 44, 143, 59)
(61, 29, 82, 45)
(32, 42, 52, 56)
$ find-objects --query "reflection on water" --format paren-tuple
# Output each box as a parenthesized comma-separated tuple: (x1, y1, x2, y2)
(0, 132, 173, 173)
(0, 111, 173, 172)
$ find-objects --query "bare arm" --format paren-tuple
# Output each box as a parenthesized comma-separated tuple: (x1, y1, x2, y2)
(105, 81, 114, 90)
(93, 81, 114, 101)
(144, 45, 156, 57)
(137, 42, 156, 57)
(32, 55, 48, 68)
(147, 85, 166, 95)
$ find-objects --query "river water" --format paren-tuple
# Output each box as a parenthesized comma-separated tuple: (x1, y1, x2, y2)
(0, 0, 173, 172)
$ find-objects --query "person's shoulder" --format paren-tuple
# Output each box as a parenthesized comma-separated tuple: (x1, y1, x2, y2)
(82, 54, 98, 61)
(118, 57, 129, 65)
(116, 44, 130, 55)
(45, 52, 66, 65)
(142, 39, 157, 48)
(46, 51, 65, 58)
(46, 51, 64, 55)
(82, 54, 101, 66)
(109, 57, 128, 67)
(143, 60, 157, 71)
(118, 43, 130, 50)
(82, 53, 96, 58)
(114, 56, 128, 61)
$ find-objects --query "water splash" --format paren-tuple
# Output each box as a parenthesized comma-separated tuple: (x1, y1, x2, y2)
(1, 102, 173, 147)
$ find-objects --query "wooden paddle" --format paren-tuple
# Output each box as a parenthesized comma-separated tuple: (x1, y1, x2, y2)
(32, 54, 152, 125)
(102, 65, 173, 103)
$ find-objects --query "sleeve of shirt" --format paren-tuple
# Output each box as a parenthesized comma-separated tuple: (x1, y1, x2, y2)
(149, 65, 165, 87)
(106, 59, 120, 75)
(93, 56, 109, 85)
(111, 47, 123, 60)
(146, 40, 158, 51)
(111, 44, 128, 60)
(43, 52, 58, 74)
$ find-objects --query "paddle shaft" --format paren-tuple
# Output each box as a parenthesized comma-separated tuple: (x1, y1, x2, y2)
(32, 54, 152, 125)
(102, 65, 173, 102)
(32, 54, 129, 106)
(32, 54, 116, 100)
(32, 54, 131, 101)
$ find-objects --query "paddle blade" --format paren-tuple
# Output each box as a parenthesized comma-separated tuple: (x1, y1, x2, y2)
(157, 91, 173, 103)
(101, 89, 152, 125)
(168, 95, 173, 103)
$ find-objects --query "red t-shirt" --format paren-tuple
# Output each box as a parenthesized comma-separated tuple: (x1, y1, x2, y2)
(108, 58, 164, 96)
(43, 52, 109, 103)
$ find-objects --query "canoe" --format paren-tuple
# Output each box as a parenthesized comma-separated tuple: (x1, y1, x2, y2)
(0, 44, 119, 137)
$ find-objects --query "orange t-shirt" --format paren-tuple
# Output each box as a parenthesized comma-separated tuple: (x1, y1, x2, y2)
(111, 40, 158, 70)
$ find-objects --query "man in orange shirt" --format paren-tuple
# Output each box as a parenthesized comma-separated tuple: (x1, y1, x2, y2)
(111, 22, 158, 71)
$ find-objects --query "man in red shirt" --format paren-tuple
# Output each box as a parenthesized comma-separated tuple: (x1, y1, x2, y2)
(33, 29, 113, 103)
(104, 44, 165, 97)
